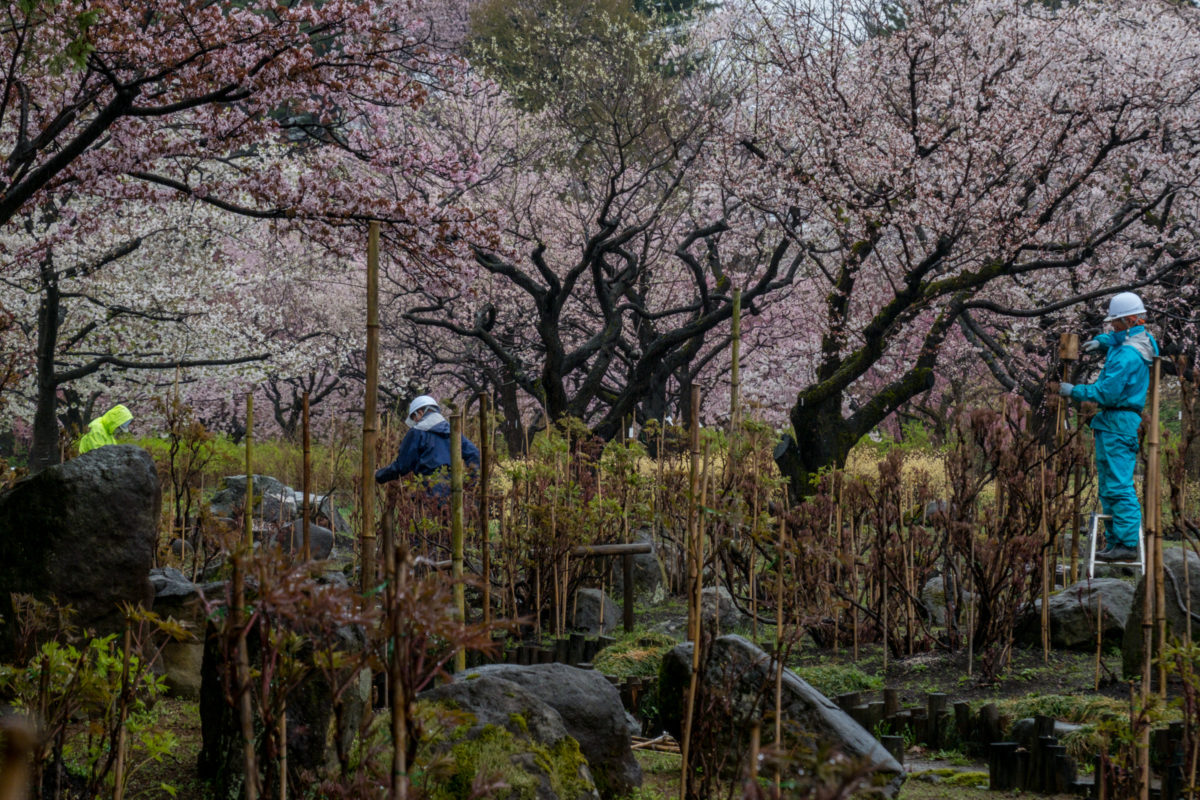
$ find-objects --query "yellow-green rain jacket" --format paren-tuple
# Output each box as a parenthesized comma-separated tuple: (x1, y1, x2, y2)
(77, 404, 133, 454)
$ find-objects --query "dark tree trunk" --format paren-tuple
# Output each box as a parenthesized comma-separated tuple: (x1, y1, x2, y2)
(31, 271, 62, 473)
(775, 391, 860, 499)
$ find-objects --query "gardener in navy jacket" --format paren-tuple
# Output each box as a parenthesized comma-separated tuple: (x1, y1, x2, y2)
(1050, 292, 1158, 563)
(375, 395, 481, 496)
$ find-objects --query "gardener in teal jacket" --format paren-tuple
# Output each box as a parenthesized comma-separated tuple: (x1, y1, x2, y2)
(76, 404, 133, 455)
(1050, 292, 1158, 562)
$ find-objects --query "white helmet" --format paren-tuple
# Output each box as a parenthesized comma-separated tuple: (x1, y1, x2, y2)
(1103, 292, 1146, 322)
(406, 395, 439, 423)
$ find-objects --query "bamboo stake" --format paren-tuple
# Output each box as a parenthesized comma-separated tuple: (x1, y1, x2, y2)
(1139, 356, 1161, 800)
(302, 391, 311, 562)
(1040, 446, 1050, 664)
(750, 460, 760, 642)
(902, 491, 913, 656)
(279, 708, 287, 800)
(967, 532, 975, 679)
(686, 386, 701, 644)
(680, 385, 702, 800)
(748, 722, 760, 784)
(361, 221, 380, 593)
(111, 622, 132, 800)
(232, 548, 259, 800)
(391, 546, 409, 800)
(1148, 358, 1166, 698)
(851, 512, 859, 662)
(774, 514, 786, 794)
(730, 288, 741, 434)
(881, 498, 889, 674)
(244, 394, 254, 548)
(478, 393, 492, 626)
(1094, 594, 1103, 692)
(451, 412, 466, 673)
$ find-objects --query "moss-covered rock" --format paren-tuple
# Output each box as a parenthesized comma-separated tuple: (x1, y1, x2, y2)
(418, 675, 599, 800)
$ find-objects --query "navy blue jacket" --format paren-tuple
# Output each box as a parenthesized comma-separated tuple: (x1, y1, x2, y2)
(374, 417, 480, 492)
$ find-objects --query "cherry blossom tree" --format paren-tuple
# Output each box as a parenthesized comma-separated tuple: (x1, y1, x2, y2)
(393, 1, 816, 442)
(0, 0, 487, 467)
(712, 0, 1200, 494)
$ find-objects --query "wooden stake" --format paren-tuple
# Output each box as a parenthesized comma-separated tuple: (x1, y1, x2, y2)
(680, 385, 702, 800)
(302, 391, 311, 562)
(112, 622, 132, 800)
(1094, 594, 1103, 692)
(1039, 447, 1050, 664)
(1139, 357, 1161, 800)
(243, 394, 255, 549)
(478, 393, 492, 626)
(279, 708, 288, 800)
(686, 385, 702, 644)
(774, 514, 786, 794)
(360, 221, 380, 594)
(451, 411, 466, 673)
(730, 287, 742, 434)
(1148, 358, 1166, 698)
(232, 548, 259, 800)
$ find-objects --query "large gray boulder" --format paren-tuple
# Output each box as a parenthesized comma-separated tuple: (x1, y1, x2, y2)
(701, 586, 746, 630)
(0, 446, 159, 657)
(270, 522, 335, 560)
(210, 474, 296, 523)
(1016, 578, 1134, 651)
(1123, 548, 1200, 679)
(149, 567, 222, 699)
(658, 635, 902, 794)
(921, 576, 976, 627)
(462, 663, 641, 799)
(571, 588, 620, 635)
(421, 675, 599, 800)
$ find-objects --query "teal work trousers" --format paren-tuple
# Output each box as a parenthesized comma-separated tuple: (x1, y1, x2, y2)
(1093, 430, 1141, 549)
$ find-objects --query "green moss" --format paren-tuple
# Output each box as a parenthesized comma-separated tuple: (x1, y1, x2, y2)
(417, 704, 593, 800)
(792, 663, 883, 697)
(943, 772, 988, 788)
(592, 631, 675, 679)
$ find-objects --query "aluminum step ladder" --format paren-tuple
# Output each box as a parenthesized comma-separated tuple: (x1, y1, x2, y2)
(1085, 512, 1145, 580)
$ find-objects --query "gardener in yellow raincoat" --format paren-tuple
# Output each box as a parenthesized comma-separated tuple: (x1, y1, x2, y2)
(76, 404, 133, 454)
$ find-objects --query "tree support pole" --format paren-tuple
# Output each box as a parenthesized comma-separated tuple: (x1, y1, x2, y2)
(451, 411, 466, 673)
(361, 221, 380, 594)
(478, 393, 492, 626)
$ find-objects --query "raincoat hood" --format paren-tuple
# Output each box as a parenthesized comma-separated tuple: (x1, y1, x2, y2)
(413, 411, 448, 433)
(100, 404, 133, 434)
(1116, 327, 1156, 365)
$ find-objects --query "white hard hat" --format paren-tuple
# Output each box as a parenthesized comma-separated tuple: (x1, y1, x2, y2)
(407, 395, 439, 419)
(1103, 292, 1146, 322)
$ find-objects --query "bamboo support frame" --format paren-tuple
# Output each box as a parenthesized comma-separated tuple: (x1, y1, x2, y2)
(361, 221, 380, 593)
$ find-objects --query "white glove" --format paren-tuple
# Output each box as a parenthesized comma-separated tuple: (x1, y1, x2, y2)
(1059, 382, 1074, 397)
(1082, 339, 1101, 353)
